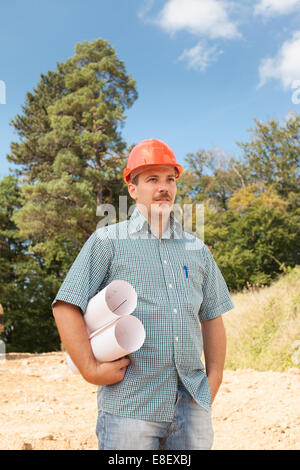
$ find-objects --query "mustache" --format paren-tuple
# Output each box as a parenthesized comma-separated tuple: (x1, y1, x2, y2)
(153, 194, 171, 201)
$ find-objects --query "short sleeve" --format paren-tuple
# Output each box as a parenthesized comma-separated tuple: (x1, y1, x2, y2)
(198, 245, 234, 322)
(51, 230, 114, 314)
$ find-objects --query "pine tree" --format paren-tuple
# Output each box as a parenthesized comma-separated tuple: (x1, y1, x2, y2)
(7, 38, 138, 266)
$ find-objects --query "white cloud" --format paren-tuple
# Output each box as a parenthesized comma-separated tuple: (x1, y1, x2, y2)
(156, 0, 240, 39)
(254, 0, 300, 16)
(138, 0, 240, 72)
(258, 31, 300, 90)
(179, 41, 223, 71)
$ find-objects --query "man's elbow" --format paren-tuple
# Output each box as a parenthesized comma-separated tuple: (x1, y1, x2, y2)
(52, 300, 81, 318)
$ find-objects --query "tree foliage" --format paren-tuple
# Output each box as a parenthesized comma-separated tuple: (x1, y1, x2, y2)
(2, 38, 138, 352)
(211, 184, 299, 290)
(237, 114, 300, 199)
(8, 38, 138, 267)
(0, 176, 60, 352)
(180, 148, 247, 210)
(178, 114, 300, 290)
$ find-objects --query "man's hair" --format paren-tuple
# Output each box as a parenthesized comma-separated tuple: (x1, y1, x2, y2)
(130, 173, 139, 185)
(130, 166, 178, 186)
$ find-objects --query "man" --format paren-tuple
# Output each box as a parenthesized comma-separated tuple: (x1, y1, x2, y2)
(52, 139, 234, 450)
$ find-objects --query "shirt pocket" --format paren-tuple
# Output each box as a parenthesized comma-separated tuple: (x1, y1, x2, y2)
(177, 261, 204, 313)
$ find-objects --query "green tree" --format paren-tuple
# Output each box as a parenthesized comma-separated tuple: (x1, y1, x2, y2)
(0, 176, 60, 352)
(182, 149, 246, 210)
(182, 114, 300, 290)
(7, 38, 138, 267)
(237, 114, 300, 200)
(208, 184, 300, 291)
(2, 38, 138, 352)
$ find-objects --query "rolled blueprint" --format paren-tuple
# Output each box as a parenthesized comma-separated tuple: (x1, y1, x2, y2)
(66, 280, 144, 374)
(90, 315, 145, 362)
(84, 279, 138, 336)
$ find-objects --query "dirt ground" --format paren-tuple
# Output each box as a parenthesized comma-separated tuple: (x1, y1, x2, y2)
(1, 352, 299, 450)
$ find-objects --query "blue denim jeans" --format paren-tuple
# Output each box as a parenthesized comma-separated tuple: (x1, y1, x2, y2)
(96, 382, 214, 450)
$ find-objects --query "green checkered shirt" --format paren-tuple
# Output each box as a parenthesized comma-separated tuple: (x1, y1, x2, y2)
(52, 207, 234, 422)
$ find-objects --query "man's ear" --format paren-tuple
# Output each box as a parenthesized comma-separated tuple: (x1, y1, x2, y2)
(127, 183, 137, 201)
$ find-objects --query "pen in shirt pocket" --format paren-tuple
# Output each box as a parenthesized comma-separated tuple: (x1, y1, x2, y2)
(183, 265, 188, 278)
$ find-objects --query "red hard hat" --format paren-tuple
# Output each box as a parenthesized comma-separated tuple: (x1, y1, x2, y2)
(123, 139, 183, 184)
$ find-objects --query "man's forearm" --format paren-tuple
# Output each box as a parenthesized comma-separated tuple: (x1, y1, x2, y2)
(52, 300, 98, 379)
(52, 301, 131, 386)
(201, 315, 226, 403)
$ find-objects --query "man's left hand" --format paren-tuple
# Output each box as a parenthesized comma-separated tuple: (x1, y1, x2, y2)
(207, 373, 222, 405)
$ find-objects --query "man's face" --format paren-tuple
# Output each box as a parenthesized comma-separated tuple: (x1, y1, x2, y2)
(128, 165, 177, 221)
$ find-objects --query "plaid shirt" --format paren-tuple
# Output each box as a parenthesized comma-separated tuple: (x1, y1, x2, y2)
(52, 207, 234, 422)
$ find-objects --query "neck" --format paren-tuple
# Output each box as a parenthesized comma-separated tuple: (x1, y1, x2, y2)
(137, 203, 171, 238)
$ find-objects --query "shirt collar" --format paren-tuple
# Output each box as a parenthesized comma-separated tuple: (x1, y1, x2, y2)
(128, 206, 149, 234)
(128, 206, 183, 239)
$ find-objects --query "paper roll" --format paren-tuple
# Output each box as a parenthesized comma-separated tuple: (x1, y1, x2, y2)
(67, 353, 80, 374)
(66, 316, 145, 374)
(84, 280, 137, 336)
(66, 280, 144, 374)
(90, 315, 146, 362)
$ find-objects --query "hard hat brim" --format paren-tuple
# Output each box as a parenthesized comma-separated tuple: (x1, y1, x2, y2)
(124, 163, 183, 184)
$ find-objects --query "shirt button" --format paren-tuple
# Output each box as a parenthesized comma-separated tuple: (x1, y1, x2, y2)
(173, 308, 177, 313)
(175, 336, 179, 342)
(164, 260, 167, 264)
(169, 284, 172, 288)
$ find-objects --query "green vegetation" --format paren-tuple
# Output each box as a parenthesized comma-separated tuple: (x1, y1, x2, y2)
(1, 38, 137, 352)
(224, 267, 300, 371)
(179, 114, 300, 291)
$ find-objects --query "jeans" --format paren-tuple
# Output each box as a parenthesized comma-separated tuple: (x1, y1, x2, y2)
(95, 382, 214, 450)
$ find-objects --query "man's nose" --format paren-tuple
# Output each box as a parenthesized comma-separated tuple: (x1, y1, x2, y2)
(158, 181, 169, 191)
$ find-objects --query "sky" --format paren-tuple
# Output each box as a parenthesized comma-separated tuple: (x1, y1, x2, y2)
(1, 0, 300, 179)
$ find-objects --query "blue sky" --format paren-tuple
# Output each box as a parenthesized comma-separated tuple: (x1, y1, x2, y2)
(1, 0, 300, 179)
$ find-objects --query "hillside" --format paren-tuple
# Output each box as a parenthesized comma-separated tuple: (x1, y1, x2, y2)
(224, 267, 300, 371)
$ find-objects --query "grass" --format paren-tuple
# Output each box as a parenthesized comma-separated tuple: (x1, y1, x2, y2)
(223, 266, 300, 371)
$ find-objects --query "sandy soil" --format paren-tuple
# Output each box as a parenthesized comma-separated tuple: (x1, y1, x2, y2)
(1, 352, 299, 450)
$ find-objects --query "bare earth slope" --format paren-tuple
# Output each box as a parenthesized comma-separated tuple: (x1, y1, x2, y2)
(1, 352, 299, 450)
